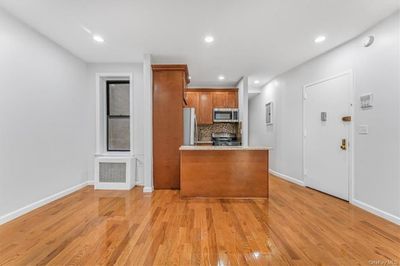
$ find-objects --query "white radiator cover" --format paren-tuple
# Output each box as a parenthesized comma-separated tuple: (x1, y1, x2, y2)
(94, 157, 135, 190)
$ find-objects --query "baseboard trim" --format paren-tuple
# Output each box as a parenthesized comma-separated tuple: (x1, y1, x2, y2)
(351, 198, 400, 225)
(269, 169, 305, 187)
(88, 180, 143, 187)
(269, 169, 399, 225)
(0, 181, 90, 225)
(94, 183, 134, 190)
(143, 186, 154, 193)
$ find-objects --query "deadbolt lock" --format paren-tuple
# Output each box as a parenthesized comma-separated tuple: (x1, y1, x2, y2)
(340, 139, 347, 150)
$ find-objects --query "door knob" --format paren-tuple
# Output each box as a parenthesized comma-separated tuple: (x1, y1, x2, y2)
(340, 139, 347, 150)
(342, 116, 352, 122)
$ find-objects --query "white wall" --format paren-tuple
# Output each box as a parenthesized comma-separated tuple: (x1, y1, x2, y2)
(143, 54, 153, 192)
(0, 9, 91, 222)
(87, 63, 145, 185)
(237, 77, 249, 146)
(249, 12, 400, 223)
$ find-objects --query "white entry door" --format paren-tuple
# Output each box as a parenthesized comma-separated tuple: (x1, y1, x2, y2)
(304, 72, 352, 201)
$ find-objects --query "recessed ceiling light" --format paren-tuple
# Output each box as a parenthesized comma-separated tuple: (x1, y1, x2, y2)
(204, 35, 214, 43)
(93, 35, 105, 43)
(314, 35, 326, 43)
(254, 80, 260, 84)
(218, 75, 225, 80)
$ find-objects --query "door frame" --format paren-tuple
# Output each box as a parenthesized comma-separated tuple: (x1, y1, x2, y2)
(302, 70, 354, 201)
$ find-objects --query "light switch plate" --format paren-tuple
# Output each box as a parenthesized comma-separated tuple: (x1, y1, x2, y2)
(321, 112, 327, 121)
(359, 125, 369, 135)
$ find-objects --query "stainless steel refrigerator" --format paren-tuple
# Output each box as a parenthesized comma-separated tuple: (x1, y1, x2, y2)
(183, 108, 197, 145)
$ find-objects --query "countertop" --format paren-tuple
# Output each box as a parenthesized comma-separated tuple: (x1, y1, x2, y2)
(179, 145, 270, 151)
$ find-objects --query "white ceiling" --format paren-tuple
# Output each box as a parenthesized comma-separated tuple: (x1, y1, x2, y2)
(0, 0, 398, 87)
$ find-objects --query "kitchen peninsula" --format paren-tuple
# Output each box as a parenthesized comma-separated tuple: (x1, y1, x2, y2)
(152, 64, 268, 196)
(180, 146, 269, 198)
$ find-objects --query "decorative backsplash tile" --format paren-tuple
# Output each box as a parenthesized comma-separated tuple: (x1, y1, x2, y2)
(198, 123, 238, 141)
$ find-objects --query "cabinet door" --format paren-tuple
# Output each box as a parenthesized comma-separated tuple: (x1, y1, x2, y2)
(153, 70, 184, 189)
(198, 92, 213, 125)
(185, 91, 199, 115)
(213, 92, 227, 108)
(226, 91, 238, 108)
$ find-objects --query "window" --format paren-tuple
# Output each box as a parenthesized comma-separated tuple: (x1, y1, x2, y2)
(106, 80, 130, 151)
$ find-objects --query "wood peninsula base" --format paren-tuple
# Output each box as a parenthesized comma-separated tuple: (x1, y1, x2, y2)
(180, 146, 269, 198)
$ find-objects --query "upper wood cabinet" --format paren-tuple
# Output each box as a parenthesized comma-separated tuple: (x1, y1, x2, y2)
(198, 92, 213, 125)
(186, 91, 213, 125)
(226, 91, 238, 108)
(185, 91, 199, 115)
(212, 92, 227, 108)
(185, 88, 239, 125)
(213, 91, 238, 108)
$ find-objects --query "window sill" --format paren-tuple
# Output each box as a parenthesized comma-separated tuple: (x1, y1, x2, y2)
(95, 152, 133, 158)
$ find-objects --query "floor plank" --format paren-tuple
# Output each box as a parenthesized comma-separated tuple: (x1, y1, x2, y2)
(0, 175, 399, 265)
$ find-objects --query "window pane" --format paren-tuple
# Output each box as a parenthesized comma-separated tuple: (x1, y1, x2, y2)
(108, 117, 130, 151)
(109, 83, 130, 116)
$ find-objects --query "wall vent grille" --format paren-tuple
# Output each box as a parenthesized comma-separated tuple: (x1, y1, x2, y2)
(94, 157, 135, 190)
(99, 162, 126, 183)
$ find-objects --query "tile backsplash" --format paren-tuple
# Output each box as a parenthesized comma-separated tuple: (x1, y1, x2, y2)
(198, 123, 238, 141)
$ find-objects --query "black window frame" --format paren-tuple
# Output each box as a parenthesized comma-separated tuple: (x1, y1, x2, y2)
(106, 80, 131, 152)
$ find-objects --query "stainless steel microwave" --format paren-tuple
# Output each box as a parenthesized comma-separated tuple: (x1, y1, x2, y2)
(213, 108, 239, 123)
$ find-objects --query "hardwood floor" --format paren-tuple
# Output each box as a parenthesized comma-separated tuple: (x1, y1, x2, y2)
(1, 175, 399, 265)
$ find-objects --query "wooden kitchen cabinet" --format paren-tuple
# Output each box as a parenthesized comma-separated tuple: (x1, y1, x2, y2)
(185, 91, 213, 125)
(226, 91, 238, 108)
(212, 92, 227, 108)
(198, 92, 213, 125)
(152, 64, 190, 189)
(212, 91, 238, 108)
(185, 91, 199, 115)
(180, 148, 269, 198)
(185, 88, 239, 125)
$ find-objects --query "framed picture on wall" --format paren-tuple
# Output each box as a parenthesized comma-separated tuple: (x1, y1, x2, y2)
(266, 102, 273, 125)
